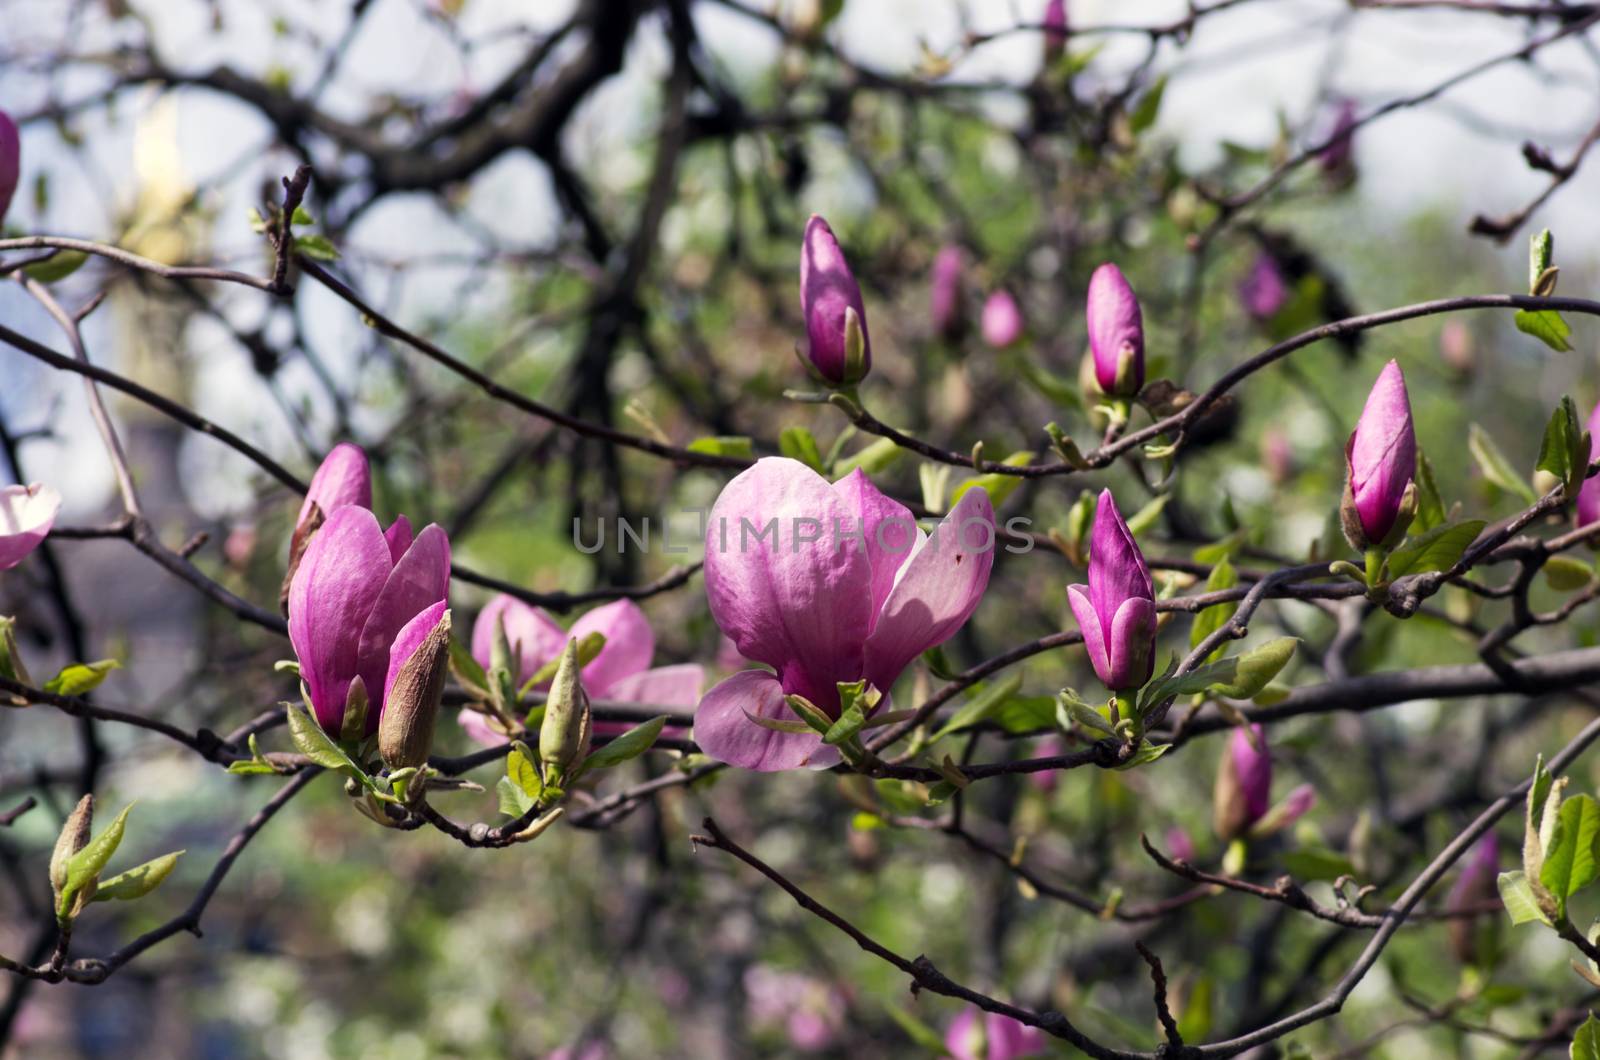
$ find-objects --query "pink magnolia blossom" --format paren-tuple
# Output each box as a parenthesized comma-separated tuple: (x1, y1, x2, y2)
(295, 442, 372, 535)
(1215, 725, 1316, 840)
(0, 484, 59, 570)
(981, 290, 1024, 348)
(1086, 263, 1144, 397)
(694, 457, 995, 771)
(931, 244, 966, 338)
(458, 597, 703, 744)
(1067, 490, 1155, 691)
(801, 215, 870, 384)
(1577, 399, 1600, 527)
(945, 1008, 1048, 1060)
(1041, 0, 1068, 65)
(287, 506, 450, 735)
(1344, 360, 1416, 546)
(1239, 253, 1289, 321)
(0, 109, 18, 225)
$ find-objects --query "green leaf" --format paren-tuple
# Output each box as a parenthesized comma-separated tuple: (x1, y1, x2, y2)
(779, 426, 826, 473)
(91, 850, 184, 903)
(951, 451, 1033, 509)
(581, 716, 666, 773)
(23, 249, 88, 283)
(226, 760, 280, 776)
(1281, 847, 1356, 882)
(1573, 1013, 1600, 1060)
(58, 803, 133, 920)
(448, 635, 489, 696)
(1129, 73, 1168, 134)
(1208, 638, 1297, 700)
(832, 437, 902, 479)
(822, 681, 880, 746)
(1056, 690, 1114, 736)
(1531, 228, 1555, 288)
(1190, 555, 1239, 653)
(496, 775, 535, 818)
(993, 694, 1057, 733)
(1176, 975, 1213, 1045)
(686, 436, 754, 459)
(1542, 794, 1600, 902)
(931, 673, 1024, 741)
(520, 631, 606, 699)
(1113, 741, 1171, 771)
(1470, 424, 1539, 503)
(1140, 656, 1240, 711)
(1414, 451, 1446, 532)
(506, 741, 541, 799)
(292, 234, 341, 261)
(874, 779, 927, 815)
(1546, 556, 1597, 591)
(1385, 519, 1486, 579)
(285, 701, 360, 772)
(1538, 396, 1587, 496)
(44, 659, 120, 696)
(1514, 309, 1573, 353)
(1124, 494, 1169, 537)
(1193, 530, 1247, 565)
(784, 695, 835, 735)
(1498, 870, 1550, 925)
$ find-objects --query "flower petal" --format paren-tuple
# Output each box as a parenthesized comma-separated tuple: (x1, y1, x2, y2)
(383, 515, 414, 564)
(288, 505, 391, 731)
(592, 663, 704, 737)
(1348, 360, 1415, 542)
(356, 522, 450, 726)
(571, 599, 655, 698)
(0, 483, 59, 571)
(831, 468, 917, 625)
(693, 669, 825, 772)
(470, 594, 567, 681)
(1088, 490, 1153, 626)
(297, 441, 371, 527)
(863, 486, 995, 693)
(1105, 596, 1157, 691)
(382, 600, 449, 709)
(1067, 584, 1110, 687)
(457, 708, 504, 749)
(703, 457, 873, 713)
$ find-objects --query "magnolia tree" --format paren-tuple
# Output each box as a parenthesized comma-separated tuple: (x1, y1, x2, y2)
(7, 0, 1600, 1056)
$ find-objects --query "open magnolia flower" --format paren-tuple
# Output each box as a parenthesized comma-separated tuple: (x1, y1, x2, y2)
(0, 483, 61, 571)
(287, 506, 451, 736)
(694, 457, 995, 771)
(458, 596, 703, 745)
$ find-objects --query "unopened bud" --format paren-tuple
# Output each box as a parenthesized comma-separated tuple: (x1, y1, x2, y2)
(49, 795, 94, 910)
(379, 608, 451, 771)
(539, 637, 591, 782)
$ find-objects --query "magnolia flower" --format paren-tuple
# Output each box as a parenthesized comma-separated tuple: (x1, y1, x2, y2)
(0, 109, 18, 226)
(695, 457, 995, 771)
(1165, 826, 1197, 863)
(1086, 263, 1144, 397)
(1320, 98, 1358, 174)
(1577, 399, 1600, 527)
(0, 484, 60, 571)
(1448, 832, 1502, 965)
(931, 244, 966, 339)
(1239, 253, 1289, 321)
(1041, 0, 1068, 65)
(287, 506, 451, 736)
(981, 290, 1024, 348)
(1067, 490, 1155, 692)
(1213, 724, 1315, 841)
(1342, 359, 1416, 549)
(283, 442, 372, 611)
(945, 1008, 1047, 1060)
(800, 215, 870, 385)
(458, 597, 704, 744)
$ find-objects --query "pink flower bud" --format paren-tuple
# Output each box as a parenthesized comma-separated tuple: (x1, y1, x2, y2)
(1239, 253, 1289, 321)
(1320, 98, 1358, 174)
(1041, 0, 1069, 65)
(1447, 832, 1501, 965)
(1066, 490, 1156, 691)
(1086, 263, 1144, 397)
(0, 109, 18, 227)
(1343, 360, 1416, 547)
(981, 290, 1024, 348)
(930, 244, 966, 338)
(0, 483, 60, 570)
(1577, 399, 1600, 527)
(1214, 724, 1271, 841)
(800, 215, 870, 385)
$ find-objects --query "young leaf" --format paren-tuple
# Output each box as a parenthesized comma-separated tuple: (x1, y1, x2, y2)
(285, 702, 361, 771)
(581, 716, 667, 773)
(1469, 424, 1539, 504)
(1129, 73, 1168, 134)
(1573, 1013, 1600, 1060)
(1546, 556, 1597, 592)
(779, 426, 826, 473)
(822, 681, 878, 746)
(1208, 638, 1297, 700)
(1113, 741, 1171, 771)
(1514, 309, 1573, 353)
(1541, 794, 1600, 903)
(448, 636, 489, 697)
(92, 851, 184, 903)
(496, 775, 535, 818)
(1385, 519, 1486, 579)
(506, 741, 542, 799)
(1057, 690, 1115, 736)
(58, 803, 134, 920)
(44, 659, 120, 696)
(1414, 451, 1445, 532)
(1538, 396, 1586, 496)
(1497, 870, 1551, 926)
(951, 451, 1033, 509)
(687, 436, 755, 459)
(293, 234, 341, 262)
(1190, 555, 1239, 654)
(931, 673, 1024, 741)
(832, 437, 903, 479)
(1140, 657, 1240, 711)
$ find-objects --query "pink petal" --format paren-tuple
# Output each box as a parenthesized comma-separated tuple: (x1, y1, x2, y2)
(457, 708, 503, 748)
(863, 486, 995, 694)
(1105, 596, 1157, 691)
(831, 468, 917, 625)
(0, 483, 59, 571)
(0, 110, 16, 225)
(703, 457, 874, 713)
(592, 663, 704, 737)
(382, 600, 449, 707)
(572, 599, 655, 698)
(470, 594, 566, 681)
(1275, 783, 1316, 827)
(1348, 360, 1415, 542)
(288, 506, 392, 731)
(1088, 490, 1152, 626)
(1066, 584, 1111, 687)
(356, 522, 450, 727)
(297, 441, 371, 527)
(693, 669, 825, 772)
(800, 215, 870, 383)
(383, 515, 414, 564)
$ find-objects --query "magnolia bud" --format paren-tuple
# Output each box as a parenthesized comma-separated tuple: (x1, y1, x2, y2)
(1213, 725, 1270, 842)
(50, 795, 94, 912)
(800, 215, 871, 386)
(0, 109, 18, 227)
(1086, 263, 1145, 398)
(1343, 360, 1416, 550)
(539, 637, 592, 782)
(378, 607, 451, 771)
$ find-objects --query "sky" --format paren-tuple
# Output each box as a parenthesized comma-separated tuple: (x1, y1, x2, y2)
(2, 0, 1598, 515)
